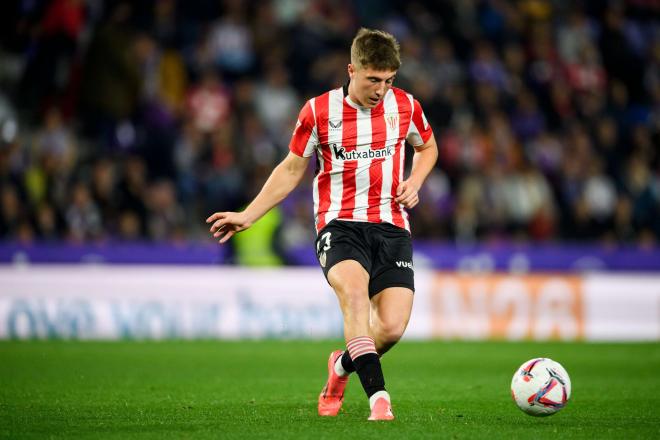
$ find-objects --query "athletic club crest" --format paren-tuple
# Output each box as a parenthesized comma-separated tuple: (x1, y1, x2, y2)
(385, 114, 398, 131)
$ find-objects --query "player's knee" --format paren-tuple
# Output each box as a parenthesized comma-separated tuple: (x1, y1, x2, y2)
(338, 286, 370, 313)
(376, 320, 406, 345)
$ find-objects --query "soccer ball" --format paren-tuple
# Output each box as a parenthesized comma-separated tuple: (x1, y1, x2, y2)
(511, 358, 571, 416)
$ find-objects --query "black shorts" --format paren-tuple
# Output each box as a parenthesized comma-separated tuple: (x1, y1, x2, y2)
(315, 220, 414, 298)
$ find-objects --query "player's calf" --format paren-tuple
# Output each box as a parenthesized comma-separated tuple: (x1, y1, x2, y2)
(346, 336, 395, 420)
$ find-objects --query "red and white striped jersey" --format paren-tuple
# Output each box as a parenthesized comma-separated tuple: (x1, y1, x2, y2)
(288, 85, 433, 233)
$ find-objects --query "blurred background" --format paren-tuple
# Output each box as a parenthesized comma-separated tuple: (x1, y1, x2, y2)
(0, 0, 659, 340)
(1, 0, 659, 258)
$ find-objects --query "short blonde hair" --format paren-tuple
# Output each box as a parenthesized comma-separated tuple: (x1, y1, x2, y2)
(350, 28, 401, 71)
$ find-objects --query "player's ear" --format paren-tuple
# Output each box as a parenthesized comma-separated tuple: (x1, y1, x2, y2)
(348, 64, 355, 79)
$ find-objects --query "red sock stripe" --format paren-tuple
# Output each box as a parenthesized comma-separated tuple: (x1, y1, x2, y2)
(346, 336, 377, 360)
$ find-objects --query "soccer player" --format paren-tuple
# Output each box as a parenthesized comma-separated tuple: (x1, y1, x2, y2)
(207, 28, 438, 421)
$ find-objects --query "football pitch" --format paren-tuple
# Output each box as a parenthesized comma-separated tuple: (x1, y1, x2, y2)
(1, 341, 659, 439)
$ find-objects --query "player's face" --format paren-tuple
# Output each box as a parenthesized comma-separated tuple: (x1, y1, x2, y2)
(347, 64, 397, 108)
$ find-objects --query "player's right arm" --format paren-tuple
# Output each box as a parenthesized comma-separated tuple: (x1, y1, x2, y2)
(207, 100, 318, 243)
(206, 152, 310, 243)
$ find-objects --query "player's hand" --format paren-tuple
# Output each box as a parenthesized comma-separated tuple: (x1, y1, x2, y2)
(395, 180, 420, 209)
(206, 211, 252, 243)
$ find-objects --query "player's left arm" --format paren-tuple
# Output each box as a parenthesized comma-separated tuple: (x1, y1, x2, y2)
(395, 134, 438, 208)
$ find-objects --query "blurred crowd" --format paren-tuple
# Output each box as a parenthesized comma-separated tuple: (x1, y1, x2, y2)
(0, 0, 659, 251)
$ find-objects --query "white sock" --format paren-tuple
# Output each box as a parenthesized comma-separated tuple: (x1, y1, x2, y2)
(369, 390, 390, 409)
(333, 352, 349, 377)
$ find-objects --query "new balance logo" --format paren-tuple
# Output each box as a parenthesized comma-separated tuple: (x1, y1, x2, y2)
(329, 120, 342, 129)
(396, 261, 413, 269)
(331, 144, 393, 161)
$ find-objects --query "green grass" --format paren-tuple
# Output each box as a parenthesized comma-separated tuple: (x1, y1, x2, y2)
(1, 341, 659, 439)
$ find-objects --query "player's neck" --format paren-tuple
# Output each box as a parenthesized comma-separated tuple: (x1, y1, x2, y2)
(346, 81, 366, 108)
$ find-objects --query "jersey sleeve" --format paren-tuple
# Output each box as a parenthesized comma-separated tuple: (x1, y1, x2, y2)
(406, 98, 433, 147)
(288, 100, 318, 157)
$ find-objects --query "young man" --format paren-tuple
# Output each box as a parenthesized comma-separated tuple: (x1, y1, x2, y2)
(207, 28, 438, 421)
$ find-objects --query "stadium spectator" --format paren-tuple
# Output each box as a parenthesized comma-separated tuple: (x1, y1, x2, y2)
(17, 0, 87, 118)
(0, 184, 25, 239)
(253, 63, 300, 144)
(65, 182, 103, 242)
(202, 0, 255, 79)
(146, 179, 185, 241)
(78, 1, 141, 148)
(185, 69, 231, 135)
